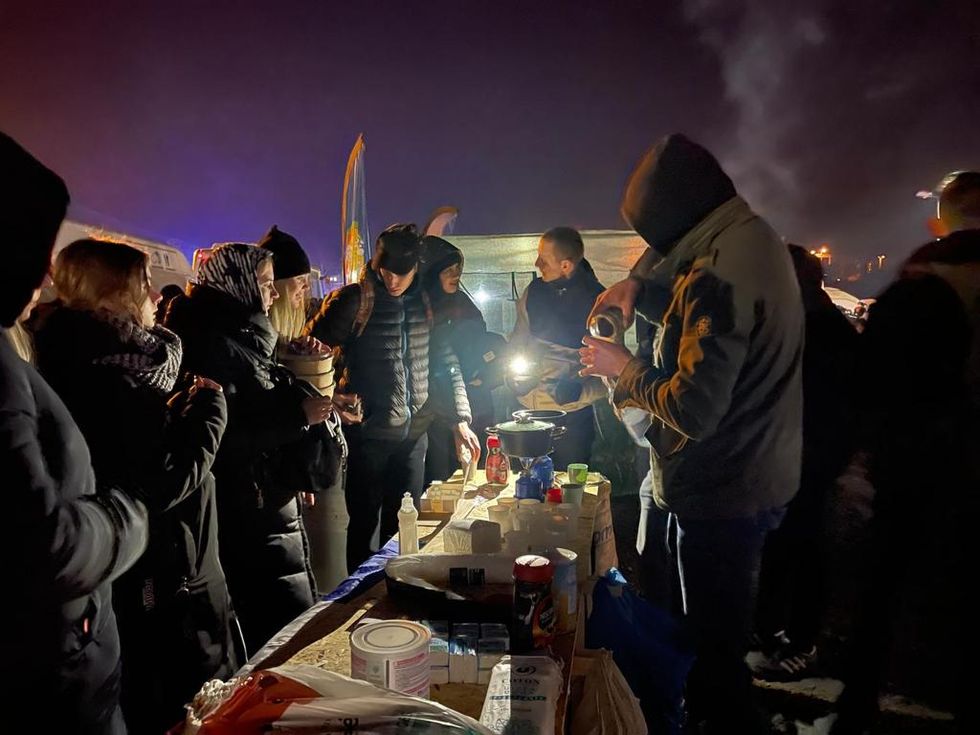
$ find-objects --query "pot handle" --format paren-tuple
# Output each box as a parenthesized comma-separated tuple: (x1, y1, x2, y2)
(551, 426, 568, 440)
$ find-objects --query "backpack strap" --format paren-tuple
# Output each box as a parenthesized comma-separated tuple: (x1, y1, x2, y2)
(421, 289, 434, 328)
(352, 278, 374, 338)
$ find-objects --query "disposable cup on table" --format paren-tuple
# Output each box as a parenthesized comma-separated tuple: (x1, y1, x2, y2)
(561, 483, 584, 506)
(566, 463, 589, 485)
(487, 504, 513, 534)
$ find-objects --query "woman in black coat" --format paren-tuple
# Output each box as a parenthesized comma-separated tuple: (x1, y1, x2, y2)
(419, 236, 504, 483)
(165, 243, 330, 655)
(1, 133, 148, 734)
(35, 239, 239, 734)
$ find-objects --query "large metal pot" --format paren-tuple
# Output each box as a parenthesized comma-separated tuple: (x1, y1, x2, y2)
(487, 410, 566, 458)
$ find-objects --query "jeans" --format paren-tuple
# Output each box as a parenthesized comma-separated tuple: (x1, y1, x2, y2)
(344, 427, 427, 572)
(672, 509, 784, 733)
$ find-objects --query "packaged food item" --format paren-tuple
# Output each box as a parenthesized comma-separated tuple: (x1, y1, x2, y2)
(443, 518, 501, 554)
(449, 634, 479, 684)
(512, 555, 555, 652)
(421, 620, 450, 667)
(479, 655, 563, 735)
(350, 621, 431, 698)
(485, 435, 510, 485)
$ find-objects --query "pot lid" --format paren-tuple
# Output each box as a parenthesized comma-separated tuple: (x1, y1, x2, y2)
(496, 417, 554, 432)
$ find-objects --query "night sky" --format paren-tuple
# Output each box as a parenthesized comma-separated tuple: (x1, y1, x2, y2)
(2, 0, 978, 273)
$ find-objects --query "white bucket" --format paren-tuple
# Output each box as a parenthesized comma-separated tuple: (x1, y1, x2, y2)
(350, 621, 432, 698)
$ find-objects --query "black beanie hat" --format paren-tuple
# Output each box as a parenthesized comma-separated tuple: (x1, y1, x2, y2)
(1, 132, 70, 327)
(621, 133, 737, 255)
(258, 225, 310, 279)
(371, 223, 421, 275)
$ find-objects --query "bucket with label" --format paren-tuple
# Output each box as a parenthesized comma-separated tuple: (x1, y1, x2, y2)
(350, 620, 432, 698)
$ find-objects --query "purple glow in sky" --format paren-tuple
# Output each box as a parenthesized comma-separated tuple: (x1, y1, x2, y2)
(2, 0, 977, 273)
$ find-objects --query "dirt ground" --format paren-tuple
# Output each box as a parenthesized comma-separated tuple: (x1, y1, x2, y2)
(609, 456, 960, 734)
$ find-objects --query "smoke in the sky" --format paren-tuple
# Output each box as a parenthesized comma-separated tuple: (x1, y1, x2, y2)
(682, 0, 827, 228)
(682, 0, 979, 267)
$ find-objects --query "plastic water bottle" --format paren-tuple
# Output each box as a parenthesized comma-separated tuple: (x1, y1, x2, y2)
(398, 492, 419, 555)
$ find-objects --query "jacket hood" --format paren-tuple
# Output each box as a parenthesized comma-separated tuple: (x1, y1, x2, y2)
(1, 133, 70, 327)
(621, 133, 737, 256)
(420, 235, 463, 290)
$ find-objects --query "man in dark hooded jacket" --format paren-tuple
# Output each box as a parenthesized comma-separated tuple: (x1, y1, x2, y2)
(1, 132, 148, 734)
(305, 224, 479, 572)
(582, 134, 803, 732)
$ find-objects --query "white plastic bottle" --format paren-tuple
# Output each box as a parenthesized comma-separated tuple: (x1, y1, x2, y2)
(398, 492, 419, 555)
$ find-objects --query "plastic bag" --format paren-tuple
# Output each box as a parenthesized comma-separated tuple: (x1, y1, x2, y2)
(584, 569, 694, 735)
(570, 649, 647, 735)
(181, 663, 494, 735)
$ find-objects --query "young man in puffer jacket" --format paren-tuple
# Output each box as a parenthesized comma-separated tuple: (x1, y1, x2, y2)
(581, 133, 804, 733)
(305, 224, 480, 572)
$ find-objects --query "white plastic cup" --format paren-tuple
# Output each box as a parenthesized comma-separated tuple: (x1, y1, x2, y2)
(561, 484, 584, 506)
(488, 504, 513, 534)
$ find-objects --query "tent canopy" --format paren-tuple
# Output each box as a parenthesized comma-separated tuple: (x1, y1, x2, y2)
(443, 230, 647, 336)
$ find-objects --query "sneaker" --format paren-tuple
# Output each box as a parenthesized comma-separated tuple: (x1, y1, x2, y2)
(751, 644, 818, 682)
(749, 630, 791, 655)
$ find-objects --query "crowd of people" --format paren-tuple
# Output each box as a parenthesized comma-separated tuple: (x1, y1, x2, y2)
(3, 126, 977, 735)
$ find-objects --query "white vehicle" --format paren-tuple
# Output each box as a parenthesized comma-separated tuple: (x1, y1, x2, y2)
(53, 220, 193, 293)
(824, 286, 874, 320)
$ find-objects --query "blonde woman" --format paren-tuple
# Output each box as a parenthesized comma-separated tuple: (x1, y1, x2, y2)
(259, 225, 350, 591)
(34, 239, 237, 733)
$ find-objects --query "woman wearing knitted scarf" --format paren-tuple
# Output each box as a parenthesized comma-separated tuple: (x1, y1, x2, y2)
(34, 239, 238, 734)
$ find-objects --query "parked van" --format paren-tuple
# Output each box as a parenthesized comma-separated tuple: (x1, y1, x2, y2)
(54, 220, 193, 293)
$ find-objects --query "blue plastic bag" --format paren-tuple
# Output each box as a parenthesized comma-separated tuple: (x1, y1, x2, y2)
(585, 568, 695, 735)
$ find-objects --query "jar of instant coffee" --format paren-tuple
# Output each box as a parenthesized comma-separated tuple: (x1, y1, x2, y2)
(512, 554, 555, 652)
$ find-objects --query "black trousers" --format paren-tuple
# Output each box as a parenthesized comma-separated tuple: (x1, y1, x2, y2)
(550, 405, 595, 472)
(344, 426, 427, 573)
(673, 510, 783, 734)
(754, 472, 831, 649)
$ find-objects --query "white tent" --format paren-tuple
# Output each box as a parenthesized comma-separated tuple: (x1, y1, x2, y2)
(444, 230, 646, 335)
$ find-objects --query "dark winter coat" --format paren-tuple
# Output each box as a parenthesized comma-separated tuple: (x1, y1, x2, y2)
(2, 334, 148, 734)
(425, 288, 501, 425)
(165, 284, 317, 655)
(419, 235, 505, 426)
(305, 266, 472, 441)
(510, 259, 607, 412)
(615, 137, 804, 520)
(33, 306, 238, 733)
(861, 229, 980, 516)
(798, 289, 859, 489)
